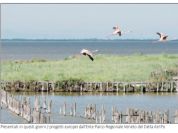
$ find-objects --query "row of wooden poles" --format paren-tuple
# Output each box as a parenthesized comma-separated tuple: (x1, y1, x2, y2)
(1, 89, 178, 124)
(58, 102, 178, 124)
(112, 107, 170, 124)
(80, 81, 177, 92)
(58, 103, 106, 124)
(0, 89, 52, 123)
(1, 80, 178, 92)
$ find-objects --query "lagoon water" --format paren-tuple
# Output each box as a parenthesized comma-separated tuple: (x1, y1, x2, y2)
(1, 92, 178, 124)
(1, 40, 178, 60)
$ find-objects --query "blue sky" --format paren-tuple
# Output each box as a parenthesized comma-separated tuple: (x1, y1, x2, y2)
(1, 4, 178, 39)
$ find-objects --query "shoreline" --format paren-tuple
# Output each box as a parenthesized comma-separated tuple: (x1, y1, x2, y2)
(1, 80, 177, 92)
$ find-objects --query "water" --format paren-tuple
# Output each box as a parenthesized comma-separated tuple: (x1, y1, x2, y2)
(0, 108, 28, 124)
(1, 92, 178, 124)
(1, 40, 178, 60)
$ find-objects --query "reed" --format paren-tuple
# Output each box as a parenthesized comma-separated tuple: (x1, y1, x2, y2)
(1, 54, 178, 82)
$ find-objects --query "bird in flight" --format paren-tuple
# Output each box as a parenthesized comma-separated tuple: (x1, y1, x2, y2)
(80, 49, 95, 61)
(112, 25, 122, 36)
(156, 32, 168, 41)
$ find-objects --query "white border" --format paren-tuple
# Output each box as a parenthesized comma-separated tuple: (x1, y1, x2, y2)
(0, 0, 178, 4)
(0, 124, 178, 133)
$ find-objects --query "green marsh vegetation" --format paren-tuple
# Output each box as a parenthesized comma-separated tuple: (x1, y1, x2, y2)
(1, 54, 178, 82)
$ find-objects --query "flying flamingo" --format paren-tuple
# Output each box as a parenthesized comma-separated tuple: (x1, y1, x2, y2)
(156, 32, 168, 41)
(112, 25, 122, 36)
(80, 49, 96, 61)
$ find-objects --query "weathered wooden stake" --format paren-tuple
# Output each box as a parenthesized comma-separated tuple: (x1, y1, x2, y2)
(123, 84, 126, 92)
(63, 102, 66, 116)
(120, 112, 122, 124)
(34, 96, 40, 112)
(116, 83, 119, 92)
(175, 110, 178, 123)
(157, 83, 159, 92)
(73, 102, 76, 116)
(43, 97, 47, 110)
(47, 99, 52, 113)
(59, 107, 62, 115)
(112, 106, 114, 121)
(107, 82, 109, 92)
(163, 110, 169, 124)
(171, 81, 173, 92)
(161, 82, 164, 92)
(80, 84, 83, 92)
(100, 82, 102, 91)
(101, 105, 105, 123)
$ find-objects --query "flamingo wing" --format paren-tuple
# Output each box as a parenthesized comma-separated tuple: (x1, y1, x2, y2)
(87, 54, 94, 61)
(118, 31, 122, 36)
(163, 36, 168, 40)
(113, 27, 117, 30)
(156, 32, 161, 37)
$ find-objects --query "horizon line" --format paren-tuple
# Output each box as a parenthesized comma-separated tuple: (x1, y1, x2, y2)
(1, 38, 161, 41)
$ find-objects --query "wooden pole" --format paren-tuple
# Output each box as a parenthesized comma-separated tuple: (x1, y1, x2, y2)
(112, 106, 114, 121)
(116, 83, 119, 92)
(107, 82, 109, 92)
(94, 104, 96, 119)
(141, 82, 144, 92)
(120, 112, 122, 124)
(63, 102, 66, 116)
(175, 110, 178, 123)
(161, 82, 164, 92)
(157, 83, 159, 92)
(95, 111, 99, 124)
(171, 81, 173, 92)
(80, 84, 83, 92)
(34, 96, 39, 112)
(43, 97, 47, 110)
(124, 84, 126, 92)
(100, 82, 102, 91)
(86, 82, 88, 90)
(47, 99, 52, 113)
(163, 110, 169, 124)
(59, 107, 62, 115)
(70, 106, 73, 116)
(101, 104, 105, 123)
(73, 102, 76, 117)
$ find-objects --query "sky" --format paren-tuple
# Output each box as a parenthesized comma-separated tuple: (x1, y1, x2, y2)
(1, 4, 178, 39)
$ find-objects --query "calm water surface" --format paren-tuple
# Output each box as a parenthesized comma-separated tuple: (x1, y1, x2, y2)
(1, 40, 178, 60)
(1, 92, 178, 124)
